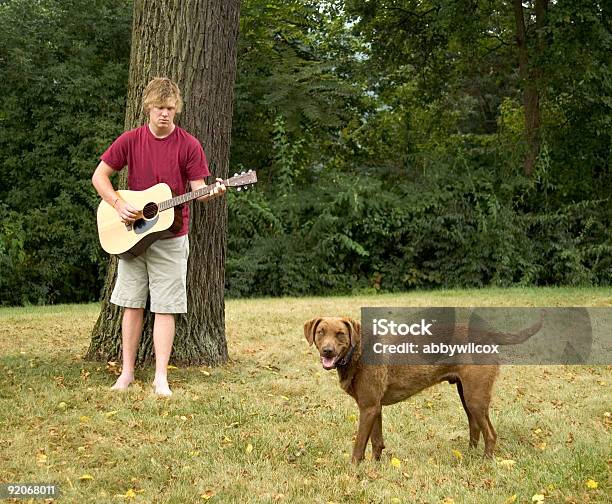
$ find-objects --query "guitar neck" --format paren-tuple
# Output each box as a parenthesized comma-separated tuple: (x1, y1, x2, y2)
(158, 181, 224, 212)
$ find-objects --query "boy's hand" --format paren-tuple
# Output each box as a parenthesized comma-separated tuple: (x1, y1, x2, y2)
(207, 178, 227, 200)
(116, 200, 140, 224)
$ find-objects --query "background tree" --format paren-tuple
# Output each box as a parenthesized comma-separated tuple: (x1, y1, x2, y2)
(86, 0, 241, 365)
(512, 0, 548, 176)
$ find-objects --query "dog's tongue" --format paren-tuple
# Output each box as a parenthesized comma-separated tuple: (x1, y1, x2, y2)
(321, 356, 336, 369)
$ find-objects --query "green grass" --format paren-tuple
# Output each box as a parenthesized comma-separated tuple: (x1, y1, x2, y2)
(0, 287, 610, 503)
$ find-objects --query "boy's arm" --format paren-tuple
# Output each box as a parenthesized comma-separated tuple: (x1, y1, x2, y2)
(92, 161, 139, 223)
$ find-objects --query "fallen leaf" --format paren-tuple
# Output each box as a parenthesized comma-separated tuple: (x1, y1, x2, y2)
(168, 365, 178, 370)
(201, 489, 215, 500)
(78, 474, 94, 481)
(532, 494, 545, 503)
(104, 410, 118, 418)
(79, 416, 90, 423)
(498, 459, 516, 468)
(503, 496, 517, 504)
(124, 489, 136, 499)
(442, 498, 455, 504)
(246, 443, 253, 454)
(585, 479, 598, 489)
(452, 449, 463, 461)
(390, 457, 401, 468)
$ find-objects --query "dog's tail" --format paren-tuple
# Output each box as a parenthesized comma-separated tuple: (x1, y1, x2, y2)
(480, 309, 546, 345)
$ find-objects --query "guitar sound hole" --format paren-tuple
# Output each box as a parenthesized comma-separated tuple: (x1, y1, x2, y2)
(143, 202, 159, 220)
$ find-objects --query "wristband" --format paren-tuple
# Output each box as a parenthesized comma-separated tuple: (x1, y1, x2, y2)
(112, 197, 120, 208)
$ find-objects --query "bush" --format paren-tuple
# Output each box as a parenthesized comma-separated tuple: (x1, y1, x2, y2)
(227, 150, 611, 296)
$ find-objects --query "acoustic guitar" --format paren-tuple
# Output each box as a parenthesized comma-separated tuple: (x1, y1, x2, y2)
(97, 170, 257, 258)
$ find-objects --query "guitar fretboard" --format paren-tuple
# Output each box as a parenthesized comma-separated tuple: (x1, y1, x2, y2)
(158, 184, 218, 212)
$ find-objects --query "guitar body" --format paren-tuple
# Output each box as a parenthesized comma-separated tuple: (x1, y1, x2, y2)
(97, 183, 182, 259)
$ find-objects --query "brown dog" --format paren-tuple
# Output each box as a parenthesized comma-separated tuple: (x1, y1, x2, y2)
(304, 315, 543, 464)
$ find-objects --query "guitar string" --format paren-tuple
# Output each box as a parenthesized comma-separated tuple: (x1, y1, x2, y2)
(158, 184, 213, 212)
(157, 175, 253, 211)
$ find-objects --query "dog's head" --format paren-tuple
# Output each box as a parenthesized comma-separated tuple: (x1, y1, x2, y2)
(303, 317, 361, 370)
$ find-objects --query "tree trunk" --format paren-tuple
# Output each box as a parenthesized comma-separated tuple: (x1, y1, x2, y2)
(512, 0, 548, 177)
(86, 0, 241, 366)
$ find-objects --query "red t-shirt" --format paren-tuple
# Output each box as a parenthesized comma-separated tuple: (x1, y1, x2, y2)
(100, 125, 210, 236)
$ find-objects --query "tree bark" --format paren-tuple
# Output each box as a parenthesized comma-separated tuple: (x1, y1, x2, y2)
(86, 0, 241, 366)
(512, 0, 548, 177)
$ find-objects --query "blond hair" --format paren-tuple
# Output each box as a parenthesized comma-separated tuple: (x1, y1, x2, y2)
(142, 77, 183, 114)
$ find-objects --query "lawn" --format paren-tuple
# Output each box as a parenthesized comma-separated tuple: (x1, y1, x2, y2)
(0, 287, 610, 503)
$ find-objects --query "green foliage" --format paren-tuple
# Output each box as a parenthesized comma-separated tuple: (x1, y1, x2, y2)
(228, 173, 610, 297)
(0, 0, 609, 305)
(232, 0, 359, 187)
(0, 0, 131, 305)
(227, 126, 611, 296)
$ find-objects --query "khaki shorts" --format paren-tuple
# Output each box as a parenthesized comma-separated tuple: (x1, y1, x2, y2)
(111, 235, 189, 314)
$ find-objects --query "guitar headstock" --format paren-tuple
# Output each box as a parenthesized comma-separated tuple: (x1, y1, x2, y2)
(226, 170, 257, 191)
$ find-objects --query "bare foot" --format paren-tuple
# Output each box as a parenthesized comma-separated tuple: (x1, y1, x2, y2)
(153, 378, 172, 396)
(111, 374, 133, 391)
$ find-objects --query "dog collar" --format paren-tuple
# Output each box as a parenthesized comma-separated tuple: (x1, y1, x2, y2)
(335, 345, 356, 368)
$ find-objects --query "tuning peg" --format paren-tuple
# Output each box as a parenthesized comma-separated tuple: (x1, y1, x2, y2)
(241, 171, 245, 175)
(234, 172, 238, 177)
(237, 187, 242, 192)
(248, 169, 252, 173)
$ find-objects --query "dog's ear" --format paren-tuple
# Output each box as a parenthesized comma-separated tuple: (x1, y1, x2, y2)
(342, 317, 361, 345)
(303, 317, 322, 346)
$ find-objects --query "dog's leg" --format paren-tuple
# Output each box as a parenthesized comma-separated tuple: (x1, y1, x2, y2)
(485, 412, 497, 455)
(370, 411, 385, 461)
(461, 385, 497, 458)
(352, 404, 381, 464)
(456, 380, 480, 449)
